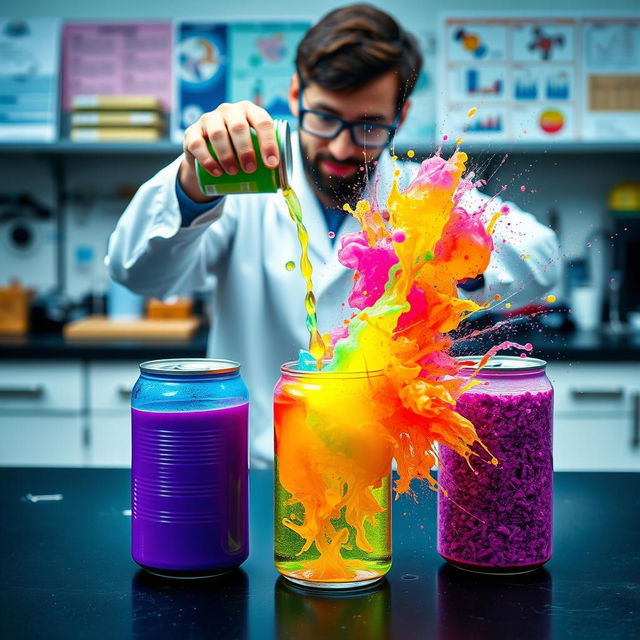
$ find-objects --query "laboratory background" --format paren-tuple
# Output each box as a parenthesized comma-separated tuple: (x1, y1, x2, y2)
(0, 1, 639, 638)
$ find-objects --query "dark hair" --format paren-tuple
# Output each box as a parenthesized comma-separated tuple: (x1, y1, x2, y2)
(296, 3, 423, 110)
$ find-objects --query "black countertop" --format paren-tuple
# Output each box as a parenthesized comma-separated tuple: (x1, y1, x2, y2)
(0, 468, 638, 639)
(0, 327, 209, 360)
(1, 325, 640, 361)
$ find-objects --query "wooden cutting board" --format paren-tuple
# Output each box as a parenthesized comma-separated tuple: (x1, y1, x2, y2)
(63, 316, 201, 341)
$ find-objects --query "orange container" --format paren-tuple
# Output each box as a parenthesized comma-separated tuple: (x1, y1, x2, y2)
(0, 280, 30, 334)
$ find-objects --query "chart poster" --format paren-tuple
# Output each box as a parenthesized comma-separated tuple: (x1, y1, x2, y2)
(439, 15, 579, 143)
(581, 16, 640, 141)
(62, 22, 173, 113)
(0, 18, 60, 142)
(173, 20, 307, 143)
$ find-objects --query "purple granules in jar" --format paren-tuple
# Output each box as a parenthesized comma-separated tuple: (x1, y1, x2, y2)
(437, 388, 553, 572)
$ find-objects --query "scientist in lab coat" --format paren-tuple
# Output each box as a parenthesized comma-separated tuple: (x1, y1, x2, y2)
(107, 4, 560, 466)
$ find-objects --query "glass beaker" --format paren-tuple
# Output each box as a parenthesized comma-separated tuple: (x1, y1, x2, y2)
(274, 362, 392, 589)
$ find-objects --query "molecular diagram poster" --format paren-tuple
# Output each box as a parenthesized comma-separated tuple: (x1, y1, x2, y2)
(439, 13, 640, 144)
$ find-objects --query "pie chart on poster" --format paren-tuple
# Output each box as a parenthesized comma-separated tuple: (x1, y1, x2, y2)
(539, 109, 564, 134)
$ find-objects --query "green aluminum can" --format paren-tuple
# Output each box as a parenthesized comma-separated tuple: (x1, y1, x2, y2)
(195, 119, 292, 196)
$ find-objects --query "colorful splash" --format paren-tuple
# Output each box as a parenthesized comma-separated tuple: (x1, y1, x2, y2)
(275, 147, 528, 584)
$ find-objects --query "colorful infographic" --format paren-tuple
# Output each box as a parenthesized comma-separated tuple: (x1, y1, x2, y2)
(173, 21, 308, 143)
(440, 13, 640, 143)
(440, 15, 579, 143)
(0, 18, 61, 141)
(581, 17, 640, 141)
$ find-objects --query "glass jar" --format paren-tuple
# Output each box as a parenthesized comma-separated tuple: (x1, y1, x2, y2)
(274, 362, 392, 589)
(131, 358, 249, 578)
(437, 356, 553, 574)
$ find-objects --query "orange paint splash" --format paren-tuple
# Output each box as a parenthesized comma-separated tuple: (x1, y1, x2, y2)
(275, 149, 523, 584)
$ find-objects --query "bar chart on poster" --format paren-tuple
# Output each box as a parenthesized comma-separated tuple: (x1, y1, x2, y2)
(439, 13, 640, 144)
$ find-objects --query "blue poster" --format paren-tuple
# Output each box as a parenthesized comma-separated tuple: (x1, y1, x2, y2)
(0, 18, 61, 142)
(173, 22, 228, 142)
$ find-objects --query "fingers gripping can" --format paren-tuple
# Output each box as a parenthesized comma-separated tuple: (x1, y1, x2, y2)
(195, 119, 292, 196)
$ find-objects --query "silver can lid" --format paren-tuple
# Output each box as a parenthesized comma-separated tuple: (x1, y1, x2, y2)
(275, 119, 292, 190)
(458, 355, 547, 372)
(140, 358, 240, 375)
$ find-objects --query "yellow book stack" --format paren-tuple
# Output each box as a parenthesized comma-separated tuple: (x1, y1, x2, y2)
(70, 95, 165, 142)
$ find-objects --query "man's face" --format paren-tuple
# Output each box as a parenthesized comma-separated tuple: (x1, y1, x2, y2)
(289, 71, 408, 208)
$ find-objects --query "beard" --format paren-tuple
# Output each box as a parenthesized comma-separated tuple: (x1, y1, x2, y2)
(299, 139, 381, 208)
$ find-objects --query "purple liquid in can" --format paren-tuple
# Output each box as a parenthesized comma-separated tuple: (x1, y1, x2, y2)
(132, 403, 249, 574)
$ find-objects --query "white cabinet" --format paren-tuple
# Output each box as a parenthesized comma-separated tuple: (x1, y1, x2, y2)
(87, 360, 138, 467)
(90, 414, 130, 467)
(0, 414, 84, 466)
(547, 362, 640, 471)
(0, 360, 85, 466)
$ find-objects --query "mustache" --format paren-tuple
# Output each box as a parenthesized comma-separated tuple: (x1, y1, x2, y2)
(315, 153, 362, 168)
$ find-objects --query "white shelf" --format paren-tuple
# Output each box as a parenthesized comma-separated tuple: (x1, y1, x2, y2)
(0, 140, 638, 155)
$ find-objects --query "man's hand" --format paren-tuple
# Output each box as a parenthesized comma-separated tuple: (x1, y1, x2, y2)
(178, 101, 280, 202)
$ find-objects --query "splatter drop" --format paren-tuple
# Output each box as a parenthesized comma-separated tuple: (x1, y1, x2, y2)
(392, 230, 406, 243)
(586, 242, 592, 248)
(285, 260, 295, 271)
(520, 353, 527, 358)
(328, 231, 336, 239)
(500, 205, 510, 214)
(546, 295, 556, 303)
(407, 149, 415, 158)
(391, 155, 398, 161)
(523, 254, 530, 260)
(456, 137, 463, 145)
(505, 302, 512, 309)
(493, 294, 501, 301)
(520, 185, 526, 192)
(467, 107, 478, 118)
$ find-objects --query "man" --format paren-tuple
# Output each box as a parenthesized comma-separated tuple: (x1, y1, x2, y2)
(107, 4, 559, 466)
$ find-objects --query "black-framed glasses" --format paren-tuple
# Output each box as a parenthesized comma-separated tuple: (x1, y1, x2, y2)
(298, 87, 399, 149)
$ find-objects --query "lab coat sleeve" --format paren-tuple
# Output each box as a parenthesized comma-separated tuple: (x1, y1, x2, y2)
(459, 189, 561, 309)
(106, 155, 238, 299)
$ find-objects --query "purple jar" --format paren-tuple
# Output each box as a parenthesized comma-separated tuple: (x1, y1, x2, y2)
(131, 358, 249, 578)
(437, 356, 553, 574)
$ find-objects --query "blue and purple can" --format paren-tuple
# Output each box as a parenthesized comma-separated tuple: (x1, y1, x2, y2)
(131, 358, 249, 578)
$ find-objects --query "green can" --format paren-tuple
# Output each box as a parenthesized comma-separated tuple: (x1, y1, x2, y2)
(195, 119, 292, 196)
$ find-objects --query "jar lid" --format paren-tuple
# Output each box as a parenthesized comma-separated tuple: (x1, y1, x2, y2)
(458, 355, 546, 372)
(140, 358, 240, 375)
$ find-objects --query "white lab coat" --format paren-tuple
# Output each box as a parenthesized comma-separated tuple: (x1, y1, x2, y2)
(107, 133, 560, 466)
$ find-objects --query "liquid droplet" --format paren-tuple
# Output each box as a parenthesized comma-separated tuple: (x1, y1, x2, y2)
(328, 231, 335, 239)
(520, 185, 526, 192)
(401, 574, 419, 581)
(407, 149, 415, 158)
(285, 261, 295, 271)
(546, 295, 556, 303)
(466, 107, 478, 118)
